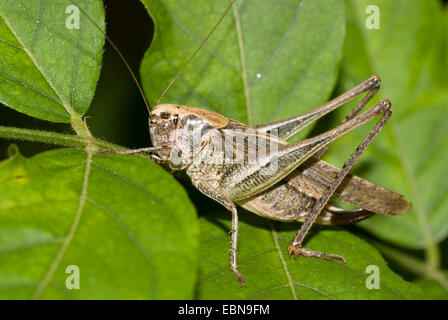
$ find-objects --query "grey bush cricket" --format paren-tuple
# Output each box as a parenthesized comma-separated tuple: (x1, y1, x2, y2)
(77, 0, 410, 286)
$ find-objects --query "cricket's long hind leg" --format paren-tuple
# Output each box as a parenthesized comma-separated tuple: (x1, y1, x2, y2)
(288, 209, 374, 262)
(255, 75, 381, 141)
(223, 100, 393, 202)
(313, 77, 380, 159)
(288, 99, 392, 262)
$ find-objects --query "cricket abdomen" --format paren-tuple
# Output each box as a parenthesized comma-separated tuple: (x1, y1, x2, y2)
(239, 181, 315, 221)
(297, 158, 410, 216)
(238, 156, 410, 224)
(238, 178, 375, 225)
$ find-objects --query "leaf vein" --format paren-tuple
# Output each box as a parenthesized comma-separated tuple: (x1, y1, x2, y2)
(29, 0, 44, 51)
(86, 198, 156, 272)
(0, 8, 77, 118)
(0, 36, 23, 50)
(91, 160, 182, 226)
(271, 224, 297, 300)
(0, 70, 65, 107)
(31, 152, 93, 299)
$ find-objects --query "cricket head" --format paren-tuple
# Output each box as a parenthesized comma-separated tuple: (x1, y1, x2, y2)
(149, 104, 229, 170)
(74, 0, 235, 168)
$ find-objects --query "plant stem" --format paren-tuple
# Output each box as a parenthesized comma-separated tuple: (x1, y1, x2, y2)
(0, 126, 127, 153)
(426, 240, 442, 274)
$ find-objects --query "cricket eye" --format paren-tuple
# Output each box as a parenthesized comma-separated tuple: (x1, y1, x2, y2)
(160, 112, 171, 119)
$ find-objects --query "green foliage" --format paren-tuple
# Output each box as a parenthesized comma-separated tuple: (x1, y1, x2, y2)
(0, 0, 198, 299)
(197, 210, 420, 299)
(0, 0, 446, 299)
(0, 148, 198, 299)
(0, 0, 104, 122)
(415, 272, 448, 300)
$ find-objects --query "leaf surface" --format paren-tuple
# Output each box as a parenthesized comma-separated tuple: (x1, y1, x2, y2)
(0, 148, 198, 299)
(141, 0, 345, 127)
(196, 210, 422, 299)
(0, 0, 104, 122)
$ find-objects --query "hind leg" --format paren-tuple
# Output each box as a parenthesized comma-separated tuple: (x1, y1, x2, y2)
(288, 100, 392, 261)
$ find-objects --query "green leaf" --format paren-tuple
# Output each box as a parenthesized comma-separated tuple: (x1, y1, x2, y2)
(196, 210, 422, 299)
(140, 0, 345, 126)
(415, 272, 448, 300)
(0, 0, 105, 122)
(325, 0, 448, 248)
(0, 148, 198, 299)
(444, 6, 448, 81)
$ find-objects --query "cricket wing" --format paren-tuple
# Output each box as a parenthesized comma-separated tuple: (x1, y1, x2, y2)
(238, 178, 376, 225)
(294, 157, 411, 215)
(237, 157, 408, 225)
(217, 126, 294, 201)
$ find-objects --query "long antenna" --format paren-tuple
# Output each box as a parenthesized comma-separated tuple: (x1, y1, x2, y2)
(157, 0, 235, 106)
(71, 0, 152, 116)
